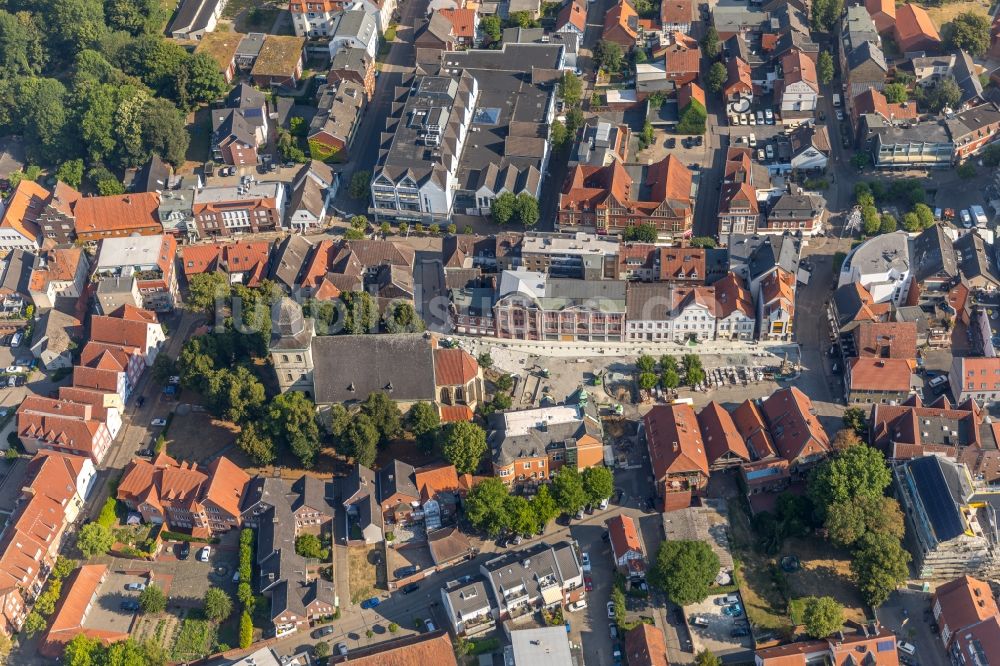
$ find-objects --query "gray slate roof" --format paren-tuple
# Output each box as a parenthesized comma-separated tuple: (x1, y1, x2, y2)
(377, 459, 418, 501)
(912, 224, 959, 281)
(269, 235, 314, 292)
(312, 334, 436, 404)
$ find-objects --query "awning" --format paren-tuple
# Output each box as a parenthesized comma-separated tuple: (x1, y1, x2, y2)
(541, 586, 563, 606)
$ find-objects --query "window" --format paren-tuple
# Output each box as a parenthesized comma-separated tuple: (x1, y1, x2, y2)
(523, 462, 531, 470)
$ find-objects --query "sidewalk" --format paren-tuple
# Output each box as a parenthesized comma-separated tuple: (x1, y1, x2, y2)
(452, 334, 799, 359)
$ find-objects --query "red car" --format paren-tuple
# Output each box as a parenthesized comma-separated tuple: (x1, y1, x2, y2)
(584, 576, 593, 591)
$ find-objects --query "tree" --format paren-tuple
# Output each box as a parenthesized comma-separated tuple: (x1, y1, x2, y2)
(550, 119, 569, 152)
(56, 159, 85, 189)
(515, 193, 539, 227)
(77, 522, 114, 558)
(139, 584, 166, 614)
(595, 40, 624, 73)
(508, 10, 538, 28)
(338, 291, 378, 334)
(811, 0, 844, 33)
(349, 170, 371, 199)
(901, 211, 921, 232)
(464, 478, 511, 535)
(638, 372, 658, 390)
(141, 98, 190, 166)
(237, 421, 275, 464)
(0, 10, 47, 78)
(851, 532, 911, 606)
(559, 72, 583, 107)
(842, 407, 867, 435)
(239, 610, 253, 648)
(551, 467, 588, 514)
(315, 642, 331, 658)
(477, 352, 493, 369)
(639, 120, 655, 149)
(802, 596, 844, 638)
(53, 557, 78, 581)
(14, 77, 71, 164)
(879, 213, 897, 234)
(491, 191, 517, 225)
(706, 62, 727, 94)
(407, 402, 440, 451)
(683, 354, 706, 387)
(882, 83, 908, 104)
(826, 495, 904, 547)
(637, 355, 656, 373)
(624, 223, 658, 243)
(947, 12, 990, 57)
(531, 484, 559, 529)
(183, 53, 228, 109)
(913, 203, 935, 228)
(817, 51, 834, 85)
(22, 610, 46, 637)
(441, 421, 487, 473)
(701, 27, 720, 58)
(360, 392, 402, 445)
(916, 75, 962, 113)
(295, 533, 330, 560)
(344, 414, 379, 467)
(831, 429, 861, 453)
(650, 540, 720, 605)
(204, 588, 234, 622)
(480, 15, 502, 43)
(675, 100, 707, 135)
(582, 466, 614, 505)
(612, 583, 627, 623)
(267, 392, 321, 468)
(505, 495, 538, 536)
(695, 650, 722, 666)
(861, 206, 881, 236)
(808, 444, 891, 514)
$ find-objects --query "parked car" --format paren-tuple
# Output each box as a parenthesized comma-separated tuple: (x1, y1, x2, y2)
(756, 111, 764, 124)
(197, 546, 211, 562)
(757, 148, 766, 161)
(151, 418, 167, 427)
(748, 133, 757, 147)
(835, 109, 844, 121)
(584, 576, 593, 591)
(401, 582, 420, 594)
(567, 600, 588, 612)
(120, 600, 140, 612)
(897, 641, 917, 656)
(136, 396, 146, 407)
(765, 109, 774, 124)
(691, 616, 710, 627)
(313, 625, 334, 638)
(360, 597, 381, 609)
(395, 565, 419, 578)
(765, 144, 774, 159)
(177, 542, 190, 559)
(607, 601, 616, 619)
(731, 627, 750, 637)
(336, 643, 348, 656)
(720, 594, 740, 605)
(125, 582, 146, 591)
(581, 552, 591, 572)
(961, 209, 973, 228)
(424, 619, 436, 632)
(929, 374, 949, 388)
(5, 365, 27, 374)
(10, 332, 22, 347)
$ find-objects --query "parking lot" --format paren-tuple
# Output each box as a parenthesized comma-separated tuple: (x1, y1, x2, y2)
(87, 570, 150, 637)
(685, 593, 754, 655)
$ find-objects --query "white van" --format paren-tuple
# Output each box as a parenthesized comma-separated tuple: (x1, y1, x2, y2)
(897, 641, 917, 656)
(832, 94, 842, 107)
(970, 204, 988, 227)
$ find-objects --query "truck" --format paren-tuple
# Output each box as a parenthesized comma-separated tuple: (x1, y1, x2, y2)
(970, 204, 988, 228)
(832, 94, 841, 107)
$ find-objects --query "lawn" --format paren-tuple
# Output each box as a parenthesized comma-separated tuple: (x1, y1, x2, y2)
(780, 537, 867, 624)
(925, 0, 990, 29)
(170, 610, 219, 662)
(727, 500, 789, 631)
(348, 545, 383, 604)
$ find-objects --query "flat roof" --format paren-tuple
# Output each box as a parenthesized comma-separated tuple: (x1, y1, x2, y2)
(521, 232, 620, 257)
(96, 236, 167, 269)
(509, 627, 573, 665)
(500, 405, 583, 437)
(193, 181, 282, 204)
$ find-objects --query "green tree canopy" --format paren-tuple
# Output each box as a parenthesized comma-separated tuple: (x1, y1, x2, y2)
(582, 466, 614, 505)
(916, 75, 962, 113)
(650, 540, 720, 605)
(266, 392, 321, 468)
(882, 83, 908, 104)
(406, 401, 440, 451)
(531, 484, 559, 529)
(808, 444, 891, 515)
(695, 650, 721, 666)
(624, 223, 658, 242)
(383, 301, 425, 333)
(441, 421, 487, 474)
(706, 62, 727, 93)
(203, 587, 234, 622)
(595, 40, 624, 72)
(464, 478, 511, 535)
(817, 51, 834, 85)
(802, 596, 844, 638)
(700, 27, 720, 58)
(344, 413, 379, 468)
(851, 532, 911, 606)
(139, 584, 166, 614)
(360, 392, 402, 444)
(236, 422, 275, 466)
(559, 71, 583, 106)
(551, 466, 588, 515)
(947, 12, 991, 57)
(492, 192, 517, 225)
(480, 15, 502, 42)
(77, 522, 114, 558)
(505, 495, 538, 536)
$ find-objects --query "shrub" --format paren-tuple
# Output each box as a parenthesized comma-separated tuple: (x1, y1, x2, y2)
(239, 611, 253, 648)
(97, 498, 118, 529)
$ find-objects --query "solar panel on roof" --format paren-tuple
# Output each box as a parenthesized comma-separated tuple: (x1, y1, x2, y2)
(473, 108, 500, 124)
(910, 456, 965, 541)
(876, 640, 895, 652)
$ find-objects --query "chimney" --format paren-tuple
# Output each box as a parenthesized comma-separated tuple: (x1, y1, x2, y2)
(672, 441, 679, 451)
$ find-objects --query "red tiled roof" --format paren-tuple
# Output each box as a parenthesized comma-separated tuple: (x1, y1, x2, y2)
(662, 40, 701, 75)
(678, 82, 705, 110)
(660, 0, 692, 25)
(853, 321, 918, 359)
(556, 0, 587, 32)
(624, 624, 669, 666)
(439, 405, 474, 423)
(732, 399, 777, 459)
(328, 632, 458, 666)
(782, 50, 818, 92)
(201, 456, 251, 519)
(761, 387, 830, 463)
(954, 616, 1000, 665)
(644, 403, 709, 480)
(413, 463, 470, 502)
(713, 272, 753, 319)
(438, 8, 477, 38)
(0, 180, 45, 243)
(42, 564, 129, 657)
(607, 514, 643, 559)
(72, 192, 161, 235)
(934, 576, 999, 636)
(603, 0, 639, 42)
(433, 348, 479, 386)
(894, 3, 940, 49)
(90, 313, 152, 350)
(181, 241, 272, 287)
(848, 357, 913, 392)
(697, 402, 751, 465)
(853, 89, 918, 122)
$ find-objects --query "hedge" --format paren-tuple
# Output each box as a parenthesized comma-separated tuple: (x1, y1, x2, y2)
(96, 498, 118, 529)
(161, 530, 218, 544)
